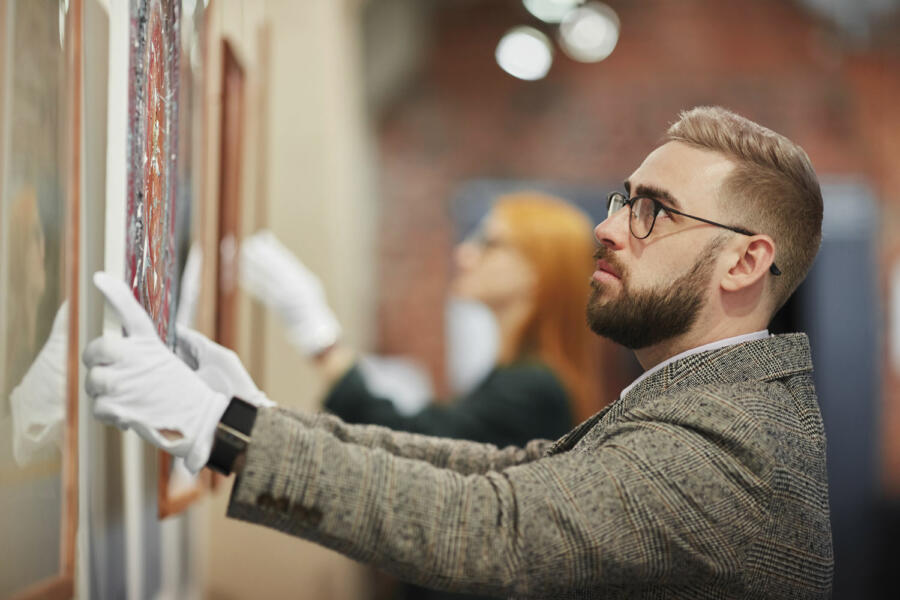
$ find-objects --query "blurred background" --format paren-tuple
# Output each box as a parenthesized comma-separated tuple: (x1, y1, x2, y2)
(1, 0, 899, 598)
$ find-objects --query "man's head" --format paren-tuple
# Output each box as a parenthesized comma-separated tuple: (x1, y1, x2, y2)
(587, 106, 822, 356)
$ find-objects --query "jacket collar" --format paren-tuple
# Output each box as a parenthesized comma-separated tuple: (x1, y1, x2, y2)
(615, 332, 813, 413)
(545, 333, 813, 456)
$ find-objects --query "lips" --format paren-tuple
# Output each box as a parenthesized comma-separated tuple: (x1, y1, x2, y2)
(594, 258, 621, 279)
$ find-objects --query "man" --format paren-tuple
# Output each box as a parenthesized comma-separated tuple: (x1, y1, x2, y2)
(84, 106, 833, 598)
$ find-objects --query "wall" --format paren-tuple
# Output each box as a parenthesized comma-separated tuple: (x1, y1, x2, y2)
(200, 0, 377, 598)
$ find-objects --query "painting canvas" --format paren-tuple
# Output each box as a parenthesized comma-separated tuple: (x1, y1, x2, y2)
(157, 0, 212, 518)
(125, 0, 181, 348)
(0, 0, 80, 597)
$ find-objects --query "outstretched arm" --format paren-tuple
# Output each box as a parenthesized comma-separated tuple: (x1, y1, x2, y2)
(268, 406, 552, 475)
(228, 406, 774, 597)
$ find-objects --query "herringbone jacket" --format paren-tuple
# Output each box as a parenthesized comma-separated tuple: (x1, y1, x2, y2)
(227, 333, 834, 598)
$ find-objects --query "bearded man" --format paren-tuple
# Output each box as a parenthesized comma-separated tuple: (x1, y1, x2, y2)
(83, 106, 833, 599)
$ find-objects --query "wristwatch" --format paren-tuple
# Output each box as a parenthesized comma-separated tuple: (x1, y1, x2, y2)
(206, 396, 258, 475)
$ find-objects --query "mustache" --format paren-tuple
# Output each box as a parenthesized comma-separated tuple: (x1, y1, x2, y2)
(592, 246, 626, 278)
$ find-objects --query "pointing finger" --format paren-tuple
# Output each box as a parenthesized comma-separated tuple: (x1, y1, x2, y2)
(93, 271, 157, 338)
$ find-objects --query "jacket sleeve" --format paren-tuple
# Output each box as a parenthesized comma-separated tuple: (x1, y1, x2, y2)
(226, 403, 775, 597)
(269, 406, 552, 475)
(324, 363, 573, 447)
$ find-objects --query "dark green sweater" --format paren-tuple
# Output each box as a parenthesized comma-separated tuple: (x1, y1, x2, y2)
(324, 360, 574, 451)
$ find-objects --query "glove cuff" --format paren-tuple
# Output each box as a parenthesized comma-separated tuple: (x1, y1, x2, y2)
(184, 391, 230, 474)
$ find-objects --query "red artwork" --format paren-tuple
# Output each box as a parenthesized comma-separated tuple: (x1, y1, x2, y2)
(126, 0, 180, 346)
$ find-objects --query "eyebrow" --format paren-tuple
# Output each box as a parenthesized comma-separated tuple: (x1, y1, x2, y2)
(623, 180, 683, 211)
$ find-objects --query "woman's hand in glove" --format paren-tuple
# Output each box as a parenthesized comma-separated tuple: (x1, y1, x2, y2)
(83, 272, 228, 474)
(239, 230, 341, 356)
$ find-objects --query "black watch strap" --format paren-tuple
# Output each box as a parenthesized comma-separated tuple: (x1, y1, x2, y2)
(207, 397, 258, 475)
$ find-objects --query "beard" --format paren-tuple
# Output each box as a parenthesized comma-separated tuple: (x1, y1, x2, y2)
(586, 238, 723, 349)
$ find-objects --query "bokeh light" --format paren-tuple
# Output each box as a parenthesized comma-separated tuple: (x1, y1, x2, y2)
(558, 2, 620, 63)
(523, 0, 584, 24)
(495, 26, 554, 81)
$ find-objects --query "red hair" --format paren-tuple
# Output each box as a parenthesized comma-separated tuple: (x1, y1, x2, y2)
(493, 192, 600, 421)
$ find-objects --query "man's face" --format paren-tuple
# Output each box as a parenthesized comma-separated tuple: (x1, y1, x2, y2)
(586, 141, 735, 349)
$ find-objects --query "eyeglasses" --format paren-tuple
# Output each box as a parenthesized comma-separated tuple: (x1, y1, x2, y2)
(606, 191, 781, 276)
(465, 226, 509, 252)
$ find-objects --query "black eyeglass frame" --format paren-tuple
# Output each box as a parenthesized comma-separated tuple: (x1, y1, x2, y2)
(606, 191, 781, 276)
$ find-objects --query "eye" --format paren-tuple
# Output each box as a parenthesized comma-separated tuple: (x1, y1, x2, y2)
(655, 205, 671, 220)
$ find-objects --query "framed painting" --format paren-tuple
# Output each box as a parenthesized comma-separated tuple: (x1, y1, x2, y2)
(0, 0, 81, 598)
(157, 0, 213, 518)
(215, 39, 246, 350)
(124, 0, 181, 348)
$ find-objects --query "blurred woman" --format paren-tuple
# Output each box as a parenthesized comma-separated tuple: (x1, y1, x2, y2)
(241, 192, 602, 450)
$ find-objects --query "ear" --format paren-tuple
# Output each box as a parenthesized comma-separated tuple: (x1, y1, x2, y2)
(720, 235, 776, 293)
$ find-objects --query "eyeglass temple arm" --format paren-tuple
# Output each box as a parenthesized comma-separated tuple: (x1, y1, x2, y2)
(665, 207, 781, 276)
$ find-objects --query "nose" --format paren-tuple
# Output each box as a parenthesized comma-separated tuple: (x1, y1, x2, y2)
(593, 206, 630, 249)
(454, 241, 479, 270)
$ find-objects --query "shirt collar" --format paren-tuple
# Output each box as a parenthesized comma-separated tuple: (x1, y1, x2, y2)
(618, 330, 771, 401)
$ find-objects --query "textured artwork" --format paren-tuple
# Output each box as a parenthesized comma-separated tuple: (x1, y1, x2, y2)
(126, 0, 181, 347)
(158, 0, 210, 518)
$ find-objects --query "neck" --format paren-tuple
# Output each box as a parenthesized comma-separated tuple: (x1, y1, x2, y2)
(633, 319, 767, 370)
(493, 298, 534, 364)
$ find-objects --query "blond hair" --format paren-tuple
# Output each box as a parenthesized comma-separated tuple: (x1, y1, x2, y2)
(493, 192, 600, 420)
(666, 106, 822, 312)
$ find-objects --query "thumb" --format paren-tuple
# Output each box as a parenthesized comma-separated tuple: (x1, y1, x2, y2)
(93, 272, 157, 338)
(174, 326, 205, 370)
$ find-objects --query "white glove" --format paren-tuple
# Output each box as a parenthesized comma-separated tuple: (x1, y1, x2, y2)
(175, 326, 275, 408)
(9, 301, 68, 466)
(239, 230, 341, 356)
(175, 242, 202, 328)
(83, 272, 228, 474)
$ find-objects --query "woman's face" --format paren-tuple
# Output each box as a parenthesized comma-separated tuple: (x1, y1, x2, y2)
(452, 213, 537, 310)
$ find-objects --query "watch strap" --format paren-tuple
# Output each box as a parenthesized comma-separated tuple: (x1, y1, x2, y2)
(207, 397, 258, 475)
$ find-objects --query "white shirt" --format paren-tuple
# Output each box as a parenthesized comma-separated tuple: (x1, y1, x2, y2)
(618, 330, 771, 401)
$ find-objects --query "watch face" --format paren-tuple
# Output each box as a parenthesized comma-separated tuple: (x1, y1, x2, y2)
(208, 398, 257, 474)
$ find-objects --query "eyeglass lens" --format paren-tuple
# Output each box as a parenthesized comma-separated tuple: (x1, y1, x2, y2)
(606, 193, 656, 239)
(630, 197, 657, 238)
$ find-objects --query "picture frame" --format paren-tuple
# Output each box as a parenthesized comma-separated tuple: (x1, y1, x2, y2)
(214, 39, 246, 350)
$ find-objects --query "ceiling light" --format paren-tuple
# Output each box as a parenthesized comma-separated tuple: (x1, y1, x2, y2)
(495, 26, 554, 81)
(558, 2, 620, 63)
(523, 0, 584, 24)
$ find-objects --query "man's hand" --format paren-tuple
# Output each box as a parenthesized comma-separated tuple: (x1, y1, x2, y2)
(175, 326, 275, 408)
(239, 230, 341, 356)
(83, 272, 228, 474)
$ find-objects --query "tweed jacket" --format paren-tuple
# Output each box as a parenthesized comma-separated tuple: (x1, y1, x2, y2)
(227, 333, 833, 598)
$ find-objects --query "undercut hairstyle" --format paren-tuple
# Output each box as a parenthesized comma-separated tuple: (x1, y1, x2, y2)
(666, 106, 823, 314)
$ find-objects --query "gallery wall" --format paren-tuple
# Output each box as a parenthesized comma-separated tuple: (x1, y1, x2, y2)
(2, 0, 379, 598)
